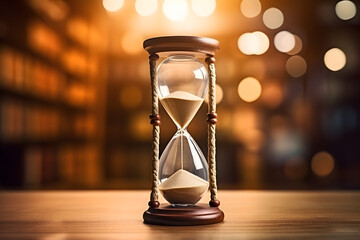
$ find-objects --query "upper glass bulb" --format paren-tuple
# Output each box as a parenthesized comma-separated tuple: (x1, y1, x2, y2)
(157, 55, 209, 129)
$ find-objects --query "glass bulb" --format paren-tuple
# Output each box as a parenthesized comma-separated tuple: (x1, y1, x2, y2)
(158, 55, 208, 129)
(157, 55, 209, 206)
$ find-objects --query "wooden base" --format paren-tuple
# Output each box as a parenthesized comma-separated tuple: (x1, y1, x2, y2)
(143, 203, 224, 226)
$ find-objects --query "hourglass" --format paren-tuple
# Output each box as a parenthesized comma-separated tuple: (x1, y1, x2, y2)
(143, 36, 224, 225)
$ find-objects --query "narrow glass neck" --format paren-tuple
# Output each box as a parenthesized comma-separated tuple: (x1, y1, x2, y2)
(175, 121, 189, 130)
(175, 128, 188, 135)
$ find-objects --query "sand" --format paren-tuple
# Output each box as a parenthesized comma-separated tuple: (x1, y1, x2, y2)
(159, 169, 209, 205)
(160, 91, 204, 129)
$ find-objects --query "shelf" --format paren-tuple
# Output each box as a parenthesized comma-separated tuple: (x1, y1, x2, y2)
(0, 1, 106, 189)
(0, 137, 97, 146)
(0, 38, 90, 80)
(0, 84, 94, 112)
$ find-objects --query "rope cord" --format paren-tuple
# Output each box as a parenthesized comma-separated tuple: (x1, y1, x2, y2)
(206, 57, 218, 202)
(149, 54, 160, 203)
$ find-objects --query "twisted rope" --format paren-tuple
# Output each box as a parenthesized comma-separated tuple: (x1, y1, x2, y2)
(206, 57, 219, 206)
(149, 54, 160, 207)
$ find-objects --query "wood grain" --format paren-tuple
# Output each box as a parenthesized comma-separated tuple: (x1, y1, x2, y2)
(143, 36, 220, 57)
(0, 191, 359, 239)
(143, 203, 224, 225)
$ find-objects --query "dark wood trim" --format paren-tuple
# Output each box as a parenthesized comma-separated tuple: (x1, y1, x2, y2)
(143, 203, 224, 226)
(143, 36, 220, 56)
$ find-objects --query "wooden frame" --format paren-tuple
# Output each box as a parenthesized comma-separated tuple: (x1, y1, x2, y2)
(143, 36, 223, 226)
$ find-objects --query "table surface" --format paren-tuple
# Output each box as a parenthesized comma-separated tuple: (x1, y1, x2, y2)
(0, 190, 359, 239)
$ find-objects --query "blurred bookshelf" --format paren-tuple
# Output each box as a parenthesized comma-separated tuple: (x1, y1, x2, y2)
(0, 0, 108, 189)
(1, 0, 359, 190)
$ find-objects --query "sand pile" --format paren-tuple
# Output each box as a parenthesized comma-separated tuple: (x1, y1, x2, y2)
(159, 169, 208, 205)
(160, 91, 203, 128)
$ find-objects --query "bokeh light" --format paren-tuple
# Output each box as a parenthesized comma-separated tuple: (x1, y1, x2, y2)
(238, 31, 269, 55)
(287, 35, 303, 55)
(192, 0, 216, 17)
(163, 0, 189, 21)
(335, 0, 357, 20)
(135, 0, 158, 17)
(324, 48, 346, 71)
(286, 55, 307, 78)
(311, 151, 335, 177)
(274, 31, 295, 53)
(253, 31, 270, 55)
(240, 0, 261, 18)
(103, 0, 124, 12)
(263, 7, 284, 29)
(238, 33, 256, 55)
(238, 77, 262, 102)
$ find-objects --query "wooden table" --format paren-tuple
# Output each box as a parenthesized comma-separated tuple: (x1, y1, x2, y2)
(0, 191, 359, 239)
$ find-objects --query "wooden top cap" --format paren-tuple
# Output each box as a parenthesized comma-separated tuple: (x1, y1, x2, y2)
(143, 36, 220, 57)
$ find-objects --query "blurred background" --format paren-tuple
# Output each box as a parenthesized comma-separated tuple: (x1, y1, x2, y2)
(0, 0, 359, 190)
